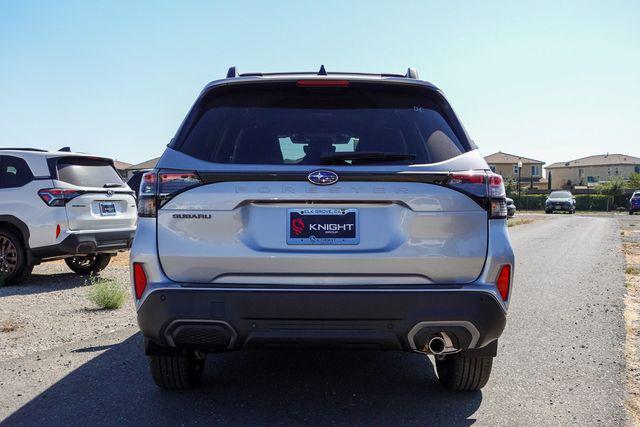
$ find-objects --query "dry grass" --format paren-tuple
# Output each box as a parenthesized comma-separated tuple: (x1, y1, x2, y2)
(0, 319, 18, 333)
(507, 217, 535, 227)
(626, 267, 640, 275)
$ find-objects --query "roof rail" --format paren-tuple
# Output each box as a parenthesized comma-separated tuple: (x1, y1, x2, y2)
(0, 147, 48, 152)
(225, 65, 421, 80)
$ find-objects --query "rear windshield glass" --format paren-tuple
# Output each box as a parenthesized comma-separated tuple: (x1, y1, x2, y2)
(56, 158, 125, 188)
(172, 84, 471, 165)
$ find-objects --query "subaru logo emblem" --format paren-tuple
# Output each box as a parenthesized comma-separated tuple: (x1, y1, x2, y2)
(308, 170, 339, 186)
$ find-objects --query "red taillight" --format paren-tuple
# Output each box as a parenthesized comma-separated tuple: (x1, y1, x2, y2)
(55, 224, 61, 238)
(38, 188, 81, 206)
(446, 172, 486, 197)
(158, 171, 202, 205)
(137, 171, 158, 217)
(133, 263, 147, 299)
(137, 170, 203, 218)
(297, 80, 350, 87)
(488, 174, 506, 198)
(496, 265, 511, 301)
(445, 171, 507, 219)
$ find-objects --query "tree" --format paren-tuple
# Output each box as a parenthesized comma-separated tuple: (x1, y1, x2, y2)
(596, 177, 627, 197)
(628, 172, 640, 190)
(596, 177, 627, 209)
(504, 176, 517, 198)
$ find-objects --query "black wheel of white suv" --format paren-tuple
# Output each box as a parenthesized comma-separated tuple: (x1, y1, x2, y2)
(435, 354, 493, 391)
(149, 353, 206, 390)
(65, 254, 112, 275)
(0, 228, 32, 285)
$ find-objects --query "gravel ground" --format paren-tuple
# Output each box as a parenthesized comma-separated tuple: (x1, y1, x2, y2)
(0, 214, 635, 425)
(0, 253, 135, 359)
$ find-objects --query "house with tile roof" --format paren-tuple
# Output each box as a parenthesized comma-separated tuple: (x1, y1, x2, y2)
(545, 153, 640, 188)
(483, 152, 545, 187)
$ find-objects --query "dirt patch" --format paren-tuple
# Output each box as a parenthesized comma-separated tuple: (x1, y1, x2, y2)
(619, 215, 640, 423)
(0, 253, 135, 359)
(0, 319, 18, 333)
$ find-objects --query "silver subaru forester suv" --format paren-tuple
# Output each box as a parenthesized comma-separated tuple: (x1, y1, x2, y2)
(131, 66, 514, 391)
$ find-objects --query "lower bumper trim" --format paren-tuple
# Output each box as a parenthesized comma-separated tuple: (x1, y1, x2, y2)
(31, 229, 135, 261)
(137, 287, 507, 352)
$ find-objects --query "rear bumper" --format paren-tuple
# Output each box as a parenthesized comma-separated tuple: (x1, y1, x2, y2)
(132, 217, 514, 354)
(30, 228, 135, 261)
(137, 287, 507, 353)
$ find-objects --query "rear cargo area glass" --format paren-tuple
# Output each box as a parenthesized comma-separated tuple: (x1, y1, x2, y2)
(174, 85, 470, 165)
(56, 158, 125, 187)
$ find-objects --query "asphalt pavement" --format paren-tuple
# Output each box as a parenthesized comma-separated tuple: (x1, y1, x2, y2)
(0, 215, 630, 426)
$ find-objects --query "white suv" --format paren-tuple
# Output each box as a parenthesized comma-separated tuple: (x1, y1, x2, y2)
(0, 148, 137, 284)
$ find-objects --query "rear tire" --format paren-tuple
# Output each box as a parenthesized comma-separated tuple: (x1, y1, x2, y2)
(149, 353, 206, 390)
(0, 228, 32, 285)
(435, 354, 493, 391)
(65, 254, 111, 275)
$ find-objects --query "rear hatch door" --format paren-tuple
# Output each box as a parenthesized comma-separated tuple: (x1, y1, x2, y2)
(155, 80, 490, 285)
(52, 157, 137, 230)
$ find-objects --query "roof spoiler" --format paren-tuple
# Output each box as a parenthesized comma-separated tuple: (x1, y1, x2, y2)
(0, 148, 48, 152)
(225, 65, 420, 80)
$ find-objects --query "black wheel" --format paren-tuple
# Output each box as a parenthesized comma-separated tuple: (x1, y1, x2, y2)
(65, 254, 111, 275)
(0, 228, 32, 285)
(435, 354, 493, 391)
(149, 353, 206, 390)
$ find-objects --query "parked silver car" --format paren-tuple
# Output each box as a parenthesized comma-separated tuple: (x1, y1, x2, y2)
(130, 66, 515, 391)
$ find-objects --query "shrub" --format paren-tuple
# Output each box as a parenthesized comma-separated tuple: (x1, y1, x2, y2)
(574, 194, 611, 211)
(512, 194, 614, 211)
(88, 277, 127, 310)
(628, 172, 640, 190)
(512, 195, 547, 210)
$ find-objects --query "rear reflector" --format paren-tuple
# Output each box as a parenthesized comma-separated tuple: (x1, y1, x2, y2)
(55, 224, 61, 239)
(133, 263, 147, 299)
(496, 265, 511, 301)
(297, 80, 350, 87)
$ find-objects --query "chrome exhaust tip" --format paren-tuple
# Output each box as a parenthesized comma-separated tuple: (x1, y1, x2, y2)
(428, 335, 446, 355)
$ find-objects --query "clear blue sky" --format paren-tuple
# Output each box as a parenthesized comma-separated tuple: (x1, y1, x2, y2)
(1, 0, 639, 166)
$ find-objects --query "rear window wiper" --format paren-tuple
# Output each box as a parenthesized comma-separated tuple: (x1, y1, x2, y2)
(319, 152, 416, 165)
(103, 183, 123, 188)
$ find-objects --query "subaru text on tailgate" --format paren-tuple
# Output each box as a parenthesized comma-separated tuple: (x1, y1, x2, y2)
(131, 66, 515, 391)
